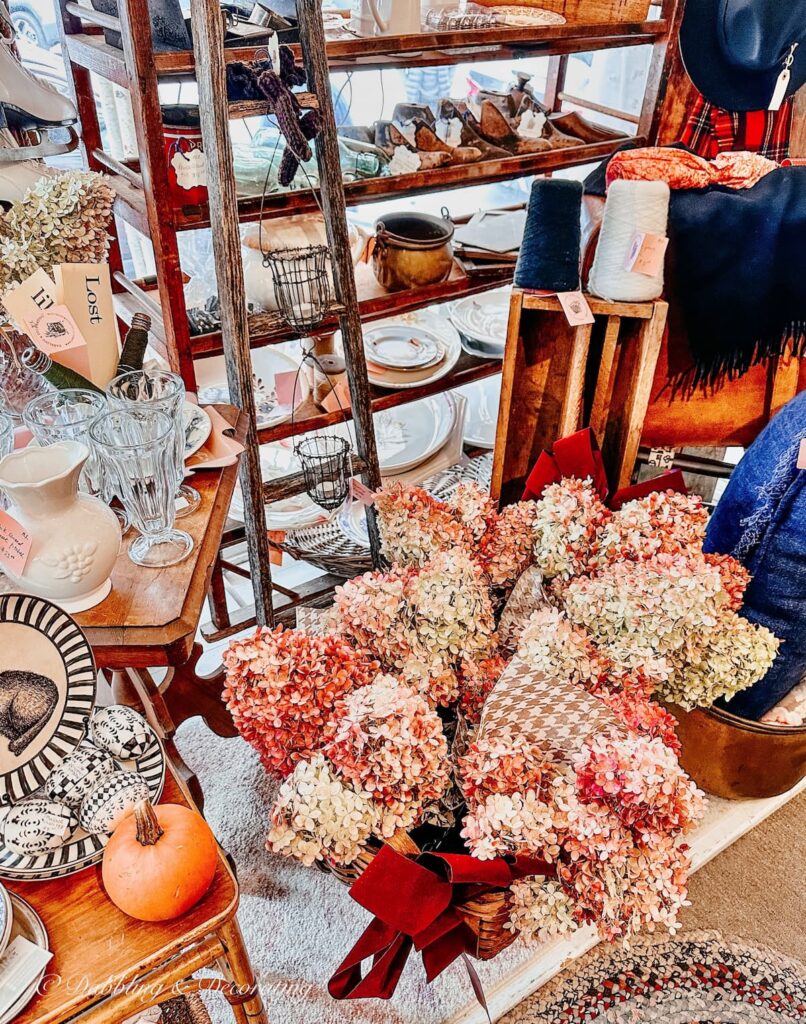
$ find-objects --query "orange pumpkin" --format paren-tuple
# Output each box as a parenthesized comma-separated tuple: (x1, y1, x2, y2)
(102, 800, 218, 921)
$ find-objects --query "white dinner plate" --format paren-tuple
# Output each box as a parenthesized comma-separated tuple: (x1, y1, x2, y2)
(455, 376, 501, 449)
(373, 392, 456, 474)
(364, 324, 443, 370)
(195, 347, 308, 430)
(0, 893, 50, 1024)
(183, 402, 211, 459)
(355, 311, 462, 390)
(449, 287, 511, 356)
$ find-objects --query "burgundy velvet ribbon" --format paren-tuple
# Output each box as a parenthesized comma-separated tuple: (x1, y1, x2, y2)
(522, 427, 687, 508)
(329, 845, 553, 1003)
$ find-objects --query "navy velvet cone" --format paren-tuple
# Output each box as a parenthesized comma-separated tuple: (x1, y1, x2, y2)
(514, 178, 583, 293)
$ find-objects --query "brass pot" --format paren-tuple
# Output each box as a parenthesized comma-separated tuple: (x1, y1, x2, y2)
(665, 702, 806, 800)
(371, 211, 454, 292)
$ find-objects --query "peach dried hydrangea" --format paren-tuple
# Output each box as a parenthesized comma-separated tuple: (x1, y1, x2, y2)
(333, 567, 414, 669)
(267, 755, 377, 867)
(660, 610, 780, 709)
(457, 654, 508, 725)
(517, 606, 602, 686)
(459, 732, 559, 806)
(223, 625, 379, 778)
(478, 500, 538, 591)
(454, 482, 496, 542)
(325, 674, 450, 837)
(704, 552, 751, 611)
(594, 490, 708, 566)
(374, 483, 471, 566)
(461, 789, 560, 860)
(532, 478, 609, 580)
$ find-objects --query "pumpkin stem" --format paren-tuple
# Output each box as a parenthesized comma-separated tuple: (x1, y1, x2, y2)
(134, 800, 164, 846)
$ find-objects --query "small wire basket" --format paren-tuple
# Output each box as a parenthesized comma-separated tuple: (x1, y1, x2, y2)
(294, 433, 351, 510)
(263, 244, 332, 331)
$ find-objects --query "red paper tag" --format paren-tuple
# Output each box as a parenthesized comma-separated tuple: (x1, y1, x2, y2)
(624, 232, 668, 276)
(274, 370, 301, 408)
(23, 304, 87, 355)
(557, 291, 595, 326)
(0, 509, 32, 574)
(350, 478, 377, 507)
(798, 438, 806, 470)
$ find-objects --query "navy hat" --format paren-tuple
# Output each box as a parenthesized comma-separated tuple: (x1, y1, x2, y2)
(680, 0, 806, 112)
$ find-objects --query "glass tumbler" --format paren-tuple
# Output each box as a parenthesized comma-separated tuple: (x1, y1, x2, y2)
(0, 412, 13, 510)
(90, 408, 194, 568)
(23, 389, 109, 496)
(106, 369, 201, 517)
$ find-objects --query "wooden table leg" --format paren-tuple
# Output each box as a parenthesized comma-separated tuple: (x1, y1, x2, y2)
(216, 916, 268, 1024)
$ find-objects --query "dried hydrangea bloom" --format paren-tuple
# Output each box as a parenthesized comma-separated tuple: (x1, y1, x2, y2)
(517, 606, 602, 685)
(333, 567, 415, 669)
(374, 482, 471, 567)
(457, 654, 508, 725)
(660, 610, 780, 709)
(703, 552, 751, 611)
(461, 789, 560, 860)
(459, 732, 559, 806)
(593, 490, 708, 567)
(506, 877, 580, 943)
(562, 553, 727, 655)
(267, 755, 377, 867)
(325, 674, 450, 837)
(223, 625, 379, 778)
(478, 500, 538, 592)
(532, 478, 609, 580)
(453, 482, 496, 542)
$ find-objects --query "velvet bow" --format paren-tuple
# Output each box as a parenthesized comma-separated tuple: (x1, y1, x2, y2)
(328, 844, 553, 1003)
(522, 427, 687, 509)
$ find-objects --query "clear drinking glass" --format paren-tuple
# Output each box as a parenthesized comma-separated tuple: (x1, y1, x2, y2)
(0, 412, 13, 510)
(106, 369, 201, 517)
(23, 389, 108, 495)
(90, 408, 194, 568)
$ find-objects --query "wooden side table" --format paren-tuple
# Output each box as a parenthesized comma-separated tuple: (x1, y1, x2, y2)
(6, 769, 267, 1024)
(72, 405, 246, 805)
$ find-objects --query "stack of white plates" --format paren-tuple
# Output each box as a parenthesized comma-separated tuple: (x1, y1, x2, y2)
(450, 287, 511, 360)
(360, 309, 461, 390)
(455, 376, 501, 450)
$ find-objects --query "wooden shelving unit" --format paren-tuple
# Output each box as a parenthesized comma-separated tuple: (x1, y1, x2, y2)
(56, 0, 684, 632)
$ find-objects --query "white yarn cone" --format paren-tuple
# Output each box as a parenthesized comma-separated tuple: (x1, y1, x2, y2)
(588, 179, 670, 302)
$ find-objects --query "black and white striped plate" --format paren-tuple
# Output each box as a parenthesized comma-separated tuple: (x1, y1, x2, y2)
(0, 730, 165, 881)
(0, 594, 97, 806)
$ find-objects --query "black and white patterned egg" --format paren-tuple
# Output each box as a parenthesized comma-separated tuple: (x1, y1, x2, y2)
(90, 705, 152, 760)
(2, 800, 78, 857)
(45, 745, 118, 809)
(79, 771, 151, 835)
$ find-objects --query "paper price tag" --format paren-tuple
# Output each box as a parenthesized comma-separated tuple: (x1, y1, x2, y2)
(647, 447, 676, 470)
(798, 439, 806, 470)
(23, 304, 88, 355)
(557, 291, 595, 326)
(350, 478, 377, 507)
(274, 370, 301, 408)
(625, 232, 668, 276)
(170, 147, 207, 190)
(0, 509, 32, 575)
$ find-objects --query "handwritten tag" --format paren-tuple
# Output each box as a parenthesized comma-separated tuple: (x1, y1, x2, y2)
(625, 232, 668, 276)
(647, 447, 676, 470)
(170, 146, 207, 190)
(557, 291, 595, 326)
(797, 438, 806, 470)
(350, 478, 377, 507)
(274, 370, 300, 408)
(23, 304, 87, 355)
(0, 509, 32, 575)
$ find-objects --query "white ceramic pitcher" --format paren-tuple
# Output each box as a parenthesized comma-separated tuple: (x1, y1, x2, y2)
(0, 440, 121, 612)
(351, 0, 421, 36)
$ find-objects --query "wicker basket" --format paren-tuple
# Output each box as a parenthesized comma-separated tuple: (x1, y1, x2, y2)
(666, 703, 806, 800)
(321, 830, 517, 960)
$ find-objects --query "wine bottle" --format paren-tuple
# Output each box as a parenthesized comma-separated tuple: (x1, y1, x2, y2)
(117, 312, 151, 373)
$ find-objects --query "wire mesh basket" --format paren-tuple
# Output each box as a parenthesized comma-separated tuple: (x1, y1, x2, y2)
(294, 433, 351, 510)
(263, 244, 332, 331)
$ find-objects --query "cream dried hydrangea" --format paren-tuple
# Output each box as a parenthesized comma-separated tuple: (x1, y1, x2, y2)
(0, 171, 115, 295)
(453, 481, 496, 542)
(373, 483, 471, 567)
(517, 606, 601, 685)
(660, 610, 780, 709)
(532, 478, 608, 580)
(506, 877, 580, 943)
(267, 755, 377, 867)
(461, 789, 560, 860)
(594, 490, 709, 566)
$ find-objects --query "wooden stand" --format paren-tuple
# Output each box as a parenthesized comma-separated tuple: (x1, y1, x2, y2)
(492, 290, 668, 502)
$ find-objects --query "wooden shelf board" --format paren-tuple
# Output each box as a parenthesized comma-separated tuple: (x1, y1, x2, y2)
(65, 32, 130, 87)
(255, 348, 502, 445)
(172, 136, 637, 231)
(146, 20, 666, 76)
(520, 291, 656, 319)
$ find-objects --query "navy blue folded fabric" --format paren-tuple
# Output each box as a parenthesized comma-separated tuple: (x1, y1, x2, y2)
(704, 390, 806, 719)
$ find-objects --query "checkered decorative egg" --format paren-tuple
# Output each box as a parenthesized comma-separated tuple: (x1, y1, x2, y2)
(2, 799, 78, 857)
(79, 771, 151, 835)
(45, 745, 118, 809)
(90, 705, 152, 760)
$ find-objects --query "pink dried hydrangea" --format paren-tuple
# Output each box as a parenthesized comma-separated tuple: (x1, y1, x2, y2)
(704, 552, 751, 611)
(374, 483, 471, 566)
(478, 501, 538, 592)
(594, 491, 708, 566)
(532, 478, 608, 580)
(325, 674, 450, 836)
(574, 732, 706, 835)
(454, 482, 496, 542)
(334, 567, 414, 669)
(223, 626, 379, 778)
(457, 654, 509, 725)
(459, 732, 559, 806)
